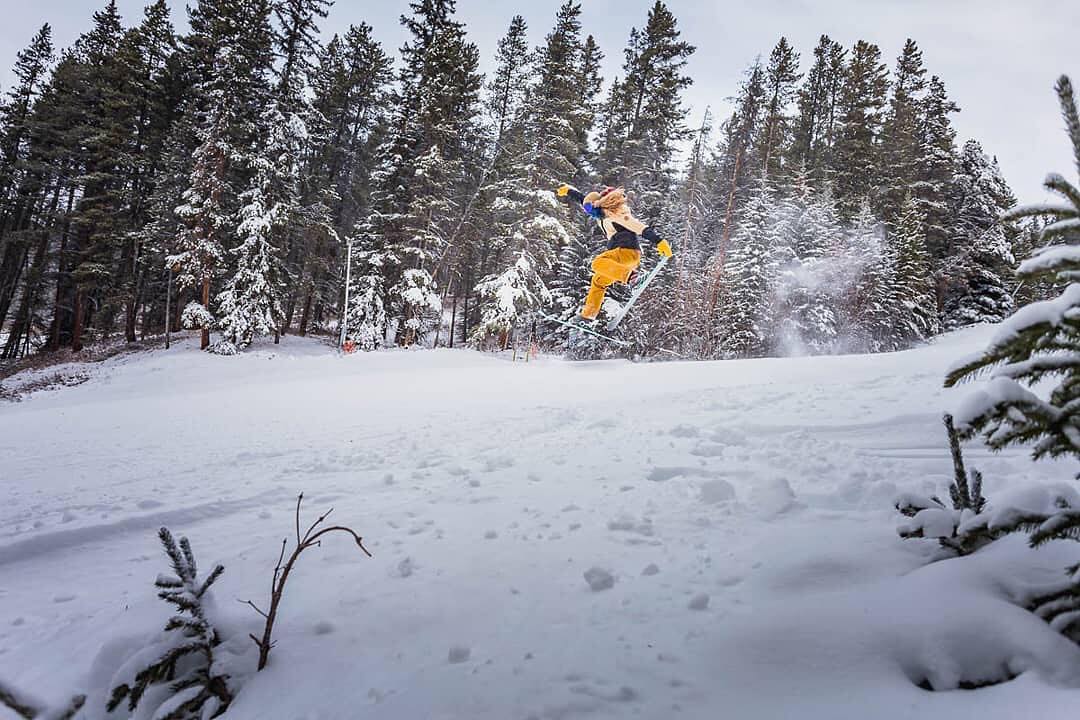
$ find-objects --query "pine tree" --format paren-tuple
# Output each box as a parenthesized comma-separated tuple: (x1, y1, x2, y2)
(710, 61, 767, 276)
(474, 2, 587, 343)
(876, 39, 927, 223)
(344, 253, 388, 351)
(117, 0, 180, 344)
(215, 108, 290, 352)
(941, 140, 1017, 329)
(107, 528, 230, 719)
(946, 76, 1080, 460)
(485, 15, 530, 146)
(0, 24, 54, 205)
(172, 0, 276, 350)
(789, 35, 845, 181)
(270, 0, 330, 337)
(716, 179, 779, 357)
(364, 0, 482, 345)
(171, 53, 236, 350)
(0, 24, 54, 349)
(758, 37, 801, 179)
(598, 1, 694, 219)
(832, 40, 889, 219)
(915, 74, 959, 260)
(64, 1, 143, 351)
(890, 193, 938, 344)
(575, 34, 604, 184)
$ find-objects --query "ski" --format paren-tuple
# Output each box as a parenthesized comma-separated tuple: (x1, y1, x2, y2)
(538, 311, 631, 346)
(605, 255, 670, 331)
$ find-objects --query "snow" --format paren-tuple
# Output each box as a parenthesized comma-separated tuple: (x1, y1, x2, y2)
(1019, 245, 1080, 277)
(2, 325, 1080, 718)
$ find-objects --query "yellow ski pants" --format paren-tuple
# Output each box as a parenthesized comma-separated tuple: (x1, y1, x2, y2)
(582, 248, 641, 320)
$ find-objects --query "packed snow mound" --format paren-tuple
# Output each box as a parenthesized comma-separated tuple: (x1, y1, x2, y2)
(2, 325, 1079, 718)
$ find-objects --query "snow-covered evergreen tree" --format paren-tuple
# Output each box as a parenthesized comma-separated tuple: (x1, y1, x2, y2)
(915, 75, 959, 260)
(170, 70, 231, 349)
(889, 193, 938, 344)
(940, 139, 1017, 329)
(172, 0, 276, 350)
(839, 205, 897, 352)
(343, 235, 388, 351)
(716, 180, 779, 357)
(475, 2, 585, 342)
(362, 0, 481, 345)
(214, 110, 292, 352)
(473, 252, 551, 344)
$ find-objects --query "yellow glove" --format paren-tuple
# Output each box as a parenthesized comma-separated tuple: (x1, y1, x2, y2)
(657, 239, 673, 258)
(556, 184, 570, 197)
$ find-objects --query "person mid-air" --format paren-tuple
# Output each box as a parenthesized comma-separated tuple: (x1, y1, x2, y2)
(557, 184, 673, 321)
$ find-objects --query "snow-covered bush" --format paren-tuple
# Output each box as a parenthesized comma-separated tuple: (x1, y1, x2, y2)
(180, 302, 214, 333)
(896, 414, 994, 556)
(107, 528, 232, 719)
(346, 270, 388, 351)
(391, 268, 441, 346)
(207, 340, 238, 356)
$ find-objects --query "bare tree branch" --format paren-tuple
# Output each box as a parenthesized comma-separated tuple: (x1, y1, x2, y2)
(247, 494, 372, 670)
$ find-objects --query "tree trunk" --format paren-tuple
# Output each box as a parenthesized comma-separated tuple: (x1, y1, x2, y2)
(461, 292, 470, 347)
(71, 287, 86, 352)
(200, 276, 210, 350)
(298, 286, 314, 336)
(47, 187, 77, 351)
(449, 295, 457, 348)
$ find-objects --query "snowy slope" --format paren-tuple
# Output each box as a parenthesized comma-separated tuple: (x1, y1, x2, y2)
(2, 328, 1079, 719)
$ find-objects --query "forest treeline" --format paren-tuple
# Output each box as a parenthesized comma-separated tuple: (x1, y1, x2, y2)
(0, 0, 1039, 359)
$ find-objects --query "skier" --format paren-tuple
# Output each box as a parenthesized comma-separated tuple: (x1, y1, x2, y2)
(556, 184, 673, 321)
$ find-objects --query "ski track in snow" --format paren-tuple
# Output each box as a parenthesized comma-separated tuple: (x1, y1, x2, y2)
(1, 326, 1078, 719)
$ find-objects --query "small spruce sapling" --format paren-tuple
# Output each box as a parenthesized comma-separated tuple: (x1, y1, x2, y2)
(896, 414, 993, 555)
(108, 528, 231, 719)
(243, 493, 371, 670)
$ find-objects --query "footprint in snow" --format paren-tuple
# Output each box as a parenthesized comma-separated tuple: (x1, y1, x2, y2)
(668, 424, 700, 438)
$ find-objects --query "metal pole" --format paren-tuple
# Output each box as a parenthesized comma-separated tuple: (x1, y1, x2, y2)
(164, 268, 172, 350)
(339, 237, 352, 349)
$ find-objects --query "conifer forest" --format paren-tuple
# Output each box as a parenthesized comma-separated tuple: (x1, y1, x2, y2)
(0, 0, 1040, 360)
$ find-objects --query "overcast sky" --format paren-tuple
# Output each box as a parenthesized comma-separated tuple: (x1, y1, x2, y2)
(1, 0, 1077, 204)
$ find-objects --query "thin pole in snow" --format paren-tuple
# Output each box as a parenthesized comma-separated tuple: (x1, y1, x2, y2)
(339, 237, 353, 350)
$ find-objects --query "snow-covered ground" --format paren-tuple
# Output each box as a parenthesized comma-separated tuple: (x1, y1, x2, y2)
(2, 327, 1079, 719)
